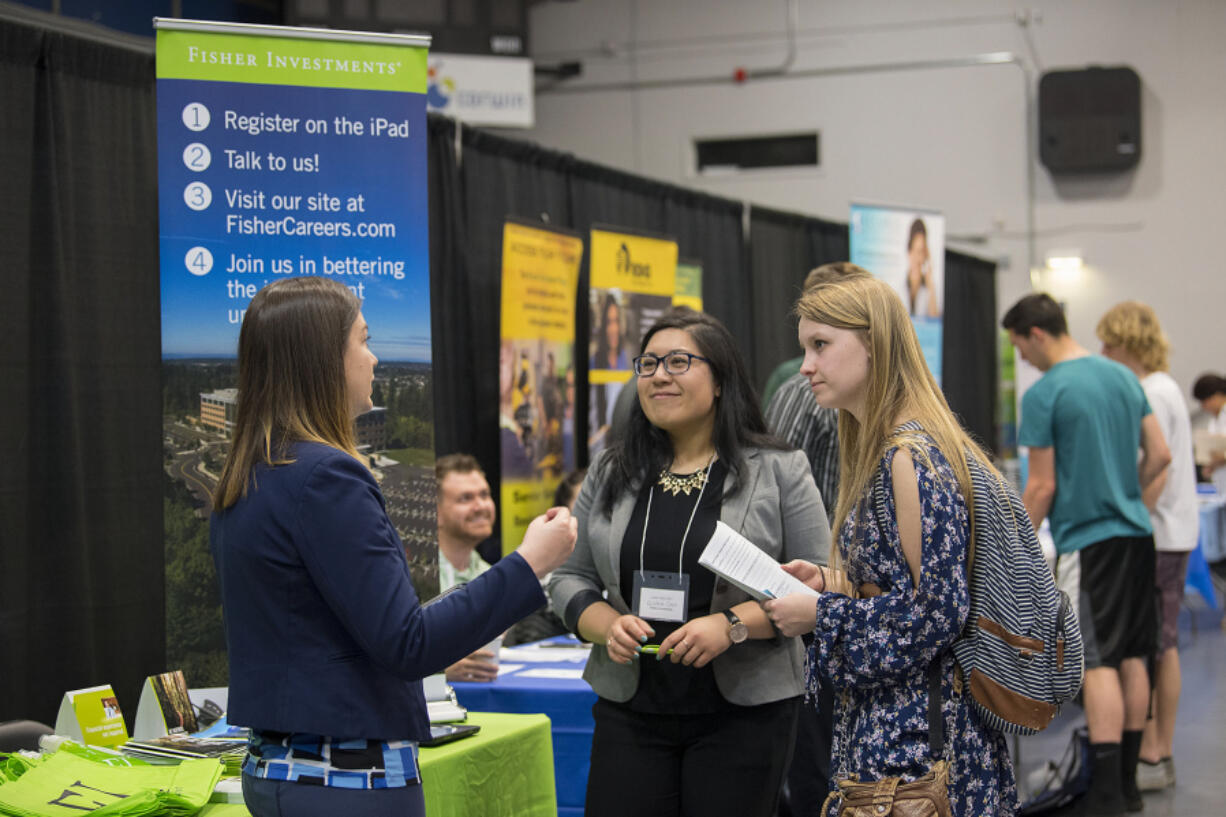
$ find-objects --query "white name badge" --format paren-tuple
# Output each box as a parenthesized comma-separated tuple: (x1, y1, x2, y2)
(632, 570, 690, 622)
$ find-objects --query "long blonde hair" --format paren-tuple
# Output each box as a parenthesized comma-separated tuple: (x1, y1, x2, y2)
(795, 275, 999, 576)
(213, 277, 363, 510)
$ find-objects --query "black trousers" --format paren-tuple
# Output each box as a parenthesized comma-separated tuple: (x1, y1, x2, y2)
(585, 695, 801, 817)
(778, 673, 834, 817)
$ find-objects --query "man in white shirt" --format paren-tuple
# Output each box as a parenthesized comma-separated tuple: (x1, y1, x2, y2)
(1099, 303, 1199, 794)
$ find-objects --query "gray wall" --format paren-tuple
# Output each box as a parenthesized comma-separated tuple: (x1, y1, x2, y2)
(522, 0, 1226, 398)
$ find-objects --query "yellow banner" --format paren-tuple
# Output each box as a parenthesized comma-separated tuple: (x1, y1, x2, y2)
(500, 479, 554, 557)
(500, 221, 583, 554)
(590, 369, 635, 385)
(590, 229, 678, 295)
(587, 228, 678, 460)
(501, 222, 583, 341)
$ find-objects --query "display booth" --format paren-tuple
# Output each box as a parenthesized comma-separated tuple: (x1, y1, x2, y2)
(1, 11, 997, 734)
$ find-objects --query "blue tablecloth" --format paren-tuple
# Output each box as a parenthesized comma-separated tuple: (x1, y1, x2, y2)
(1197, 491, 1225, 562)
(1190, 495, 1225, 610)
(452, 637, 597, 817)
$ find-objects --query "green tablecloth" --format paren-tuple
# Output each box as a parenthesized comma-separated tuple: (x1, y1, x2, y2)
(197, 712, 556, 817)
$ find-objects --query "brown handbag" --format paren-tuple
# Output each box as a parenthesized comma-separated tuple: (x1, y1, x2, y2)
(822, 660, 955, 817)
(824, 759, 952, 817)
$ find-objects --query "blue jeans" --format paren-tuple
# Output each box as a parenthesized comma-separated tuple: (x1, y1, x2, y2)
(242, 774, 425, 817)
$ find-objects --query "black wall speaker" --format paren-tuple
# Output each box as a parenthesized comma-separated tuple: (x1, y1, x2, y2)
(1039, 66, 1141, 173)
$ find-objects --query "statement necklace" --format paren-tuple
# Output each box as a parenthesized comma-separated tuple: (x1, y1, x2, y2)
(657, 463, 711, 496)
(640, 452, 718, 577)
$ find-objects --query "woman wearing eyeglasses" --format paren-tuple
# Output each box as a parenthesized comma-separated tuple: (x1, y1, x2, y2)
(550, 307, 830, 817)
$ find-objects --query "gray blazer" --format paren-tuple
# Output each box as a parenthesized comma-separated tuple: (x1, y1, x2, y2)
(548, 446, 830, 705)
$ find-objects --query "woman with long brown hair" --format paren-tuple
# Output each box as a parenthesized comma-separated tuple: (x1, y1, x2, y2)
(211, 276, 575, 817)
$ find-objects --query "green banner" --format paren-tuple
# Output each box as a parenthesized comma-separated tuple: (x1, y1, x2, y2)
(673, 260, 703, 311)
(156, 30, 427, 93)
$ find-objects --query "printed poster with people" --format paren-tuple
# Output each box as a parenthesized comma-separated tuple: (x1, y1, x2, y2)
(154, 20, 435, 685)
(849, 203, 945, 385)
(588, 227, 679, 458)
(499, 220, 584, 554)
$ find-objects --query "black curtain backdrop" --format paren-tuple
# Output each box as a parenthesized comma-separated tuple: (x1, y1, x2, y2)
(445, 124, 576, 564)
(2, 20, 996, 722)
(426, 115, 469, 460)
(750, 207, 830, 386)
(746, 207, 854, 391)
(807, 219, 852, 274)
(943, 250, 999, 453)
(662, 191, 750, 370)
(454, 125, 573, 483)
(0, 18, 163, 724)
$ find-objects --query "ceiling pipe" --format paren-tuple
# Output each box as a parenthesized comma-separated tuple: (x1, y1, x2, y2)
(732, 0, 798, 84)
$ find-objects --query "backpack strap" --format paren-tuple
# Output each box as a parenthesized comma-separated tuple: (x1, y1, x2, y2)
(928, 659, 945, 759)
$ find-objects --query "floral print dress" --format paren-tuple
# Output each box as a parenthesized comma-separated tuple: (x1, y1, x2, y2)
(810, 429, 1018, 817)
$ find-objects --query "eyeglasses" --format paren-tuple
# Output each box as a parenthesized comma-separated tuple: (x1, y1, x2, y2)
(633, 351, 711, 377)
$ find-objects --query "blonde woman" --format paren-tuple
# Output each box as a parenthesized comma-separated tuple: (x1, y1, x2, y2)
(764, 275, 1016, 817)
(1097, 301, 1197, 794)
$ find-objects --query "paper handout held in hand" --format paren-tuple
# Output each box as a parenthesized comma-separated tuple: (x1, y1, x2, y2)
(698, 522, 820, 601)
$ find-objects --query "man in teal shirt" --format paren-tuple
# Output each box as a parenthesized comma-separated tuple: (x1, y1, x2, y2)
(1004, 293, 1170, 817)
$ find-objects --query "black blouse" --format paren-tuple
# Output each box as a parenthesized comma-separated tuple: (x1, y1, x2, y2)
(617, 459, 732, 714)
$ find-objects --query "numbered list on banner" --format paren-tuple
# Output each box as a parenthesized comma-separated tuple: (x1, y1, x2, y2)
(155, 24, 437, 682)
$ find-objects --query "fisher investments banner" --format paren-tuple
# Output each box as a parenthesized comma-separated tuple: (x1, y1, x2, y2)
(850, 203, 945, 385)
(499, 220, 583, 554)
(587, 227, 678, 458)
(155, 20, 437, 682)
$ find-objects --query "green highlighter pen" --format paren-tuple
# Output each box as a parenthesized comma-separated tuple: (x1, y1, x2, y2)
(638, 645, 674, 655)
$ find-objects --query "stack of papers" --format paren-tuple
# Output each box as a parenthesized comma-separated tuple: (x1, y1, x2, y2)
(513, 668, 586, 680)
(499, 645, 591, 664)
(698, 522, 819, 601)
(121, 736, 247, 775)
(427, 699, 468, 724)
(1193, 430, 1226, 466)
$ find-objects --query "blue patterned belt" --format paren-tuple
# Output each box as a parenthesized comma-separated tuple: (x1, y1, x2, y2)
(243, 730, 420, 789)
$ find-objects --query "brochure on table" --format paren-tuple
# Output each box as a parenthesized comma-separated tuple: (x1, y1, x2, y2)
(134, 670, 198, 739)
(53, 685, 129, 749)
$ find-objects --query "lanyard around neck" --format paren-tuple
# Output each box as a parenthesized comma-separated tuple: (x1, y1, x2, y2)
(638, 452, 717, 579)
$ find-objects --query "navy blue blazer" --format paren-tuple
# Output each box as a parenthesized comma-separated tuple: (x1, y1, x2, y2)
(210, 441, 544, 741)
